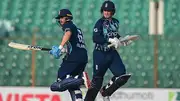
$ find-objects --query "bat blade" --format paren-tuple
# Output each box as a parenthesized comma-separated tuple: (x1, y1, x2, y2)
(108, 35, 140, 48)
(120, 35, 140, 42)
(8, 42, 51, 51)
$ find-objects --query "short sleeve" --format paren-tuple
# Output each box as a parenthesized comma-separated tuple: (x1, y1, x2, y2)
(62, 23, 72, 32)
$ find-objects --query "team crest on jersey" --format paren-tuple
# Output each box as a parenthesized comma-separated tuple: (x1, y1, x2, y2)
(94, 28, 98, 32)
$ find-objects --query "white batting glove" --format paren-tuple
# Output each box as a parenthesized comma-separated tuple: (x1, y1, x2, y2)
(108, 37, 120, 48)
(108, 38, 116, 43)
(58, 45, 63, 50)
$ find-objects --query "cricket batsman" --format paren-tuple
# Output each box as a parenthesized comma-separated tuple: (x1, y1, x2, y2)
(49, 9, 88, 101)
(84, 1, 131, 101)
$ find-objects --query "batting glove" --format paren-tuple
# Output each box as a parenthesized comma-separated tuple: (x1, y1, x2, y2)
(108, 37, 120, 48)
(49, 45, 63, 59)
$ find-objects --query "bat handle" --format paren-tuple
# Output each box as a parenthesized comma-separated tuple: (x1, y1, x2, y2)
(41, 48, 51, 51)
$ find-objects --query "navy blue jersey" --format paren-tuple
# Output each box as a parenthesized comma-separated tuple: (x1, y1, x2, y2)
(61, 21, 88, 62)
(93, 17, 120, 45)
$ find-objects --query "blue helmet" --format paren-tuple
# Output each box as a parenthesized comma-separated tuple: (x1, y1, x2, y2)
(55, 9, 73, 20)
(101, 1, 115, 15)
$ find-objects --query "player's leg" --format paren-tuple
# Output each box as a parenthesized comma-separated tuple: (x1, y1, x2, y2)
(50, 61, 86, 101)
(50, 60, 79, 91)
(57, 60, 80, 80)
(70, 62, 86, 78)
(69, 88, 83, 101)
(84, 50, 109, 101)
(69, 90, 76, 101)
(102, 96, 110, 101)
(68, 62, 87, 101)
(70, 62, 91, 89)
(100, 51, 131, 97)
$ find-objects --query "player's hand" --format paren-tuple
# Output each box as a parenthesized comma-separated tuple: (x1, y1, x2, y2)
(49, 46, 62, 59)
(108, 37, 120, 48)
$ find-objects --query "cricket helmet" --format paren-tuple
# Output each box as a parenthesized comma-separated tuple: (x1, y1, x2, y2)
(101, 1, 116, 15)
(55, 9, 73, 20)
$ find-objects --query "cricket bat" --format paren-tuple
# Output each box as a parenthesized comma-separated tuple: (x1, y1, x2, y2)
(108, 35, 140, 48)
(8, 42, 51, 51)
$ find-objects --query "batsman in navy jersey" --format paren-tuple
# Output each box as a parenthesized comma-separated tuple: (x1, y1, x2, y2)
(84, 1, 131, 101)
(49, 9, 87, 101)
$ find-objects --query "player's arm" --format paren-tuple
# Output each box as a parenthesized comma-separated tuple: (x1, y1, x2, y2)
(93, 21, 108, 44)
(59, 25, 72, 49)
(49, 26, 72, 59)
(59, 31, 71, 48)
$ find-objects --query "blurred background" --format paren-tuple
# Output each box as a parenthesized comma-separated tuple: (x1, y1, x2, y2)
(0, 0, 180, 100)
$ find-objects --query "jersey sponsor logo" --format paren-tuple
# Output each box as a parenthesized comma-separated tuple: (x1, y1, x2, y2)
(106, 32, 119, 37)
(93, 28, 98, 32)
